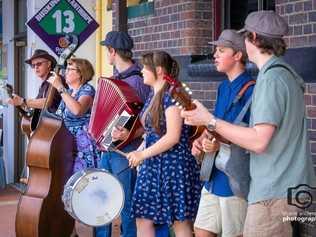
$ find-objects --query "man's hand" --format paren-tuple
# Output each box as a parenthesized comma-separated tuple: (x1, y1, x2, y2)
(192, 139, 203, 157)
(181, 100, 214, 126)
(47, 71, 63, 90)
(7, 94, 24, 107)
(111, 126, 129, 141)
(202, 136, 219, 153)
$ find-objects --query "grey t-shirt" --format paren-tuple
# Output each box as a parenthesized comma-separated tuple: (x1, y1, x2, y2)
(248, 56, 316, 204)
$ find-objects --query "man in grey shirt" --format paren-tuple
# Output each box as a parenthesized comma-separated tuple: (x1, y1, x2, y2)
(181, 11, 316, 237)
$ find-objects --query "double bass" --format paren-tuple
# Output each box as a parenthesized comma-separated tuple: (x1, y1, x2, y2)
(15, 35, 78, 237)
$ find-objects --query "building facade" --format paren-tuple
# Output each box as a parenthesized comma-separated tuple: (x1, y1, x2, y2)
(1, 0, 316, 235)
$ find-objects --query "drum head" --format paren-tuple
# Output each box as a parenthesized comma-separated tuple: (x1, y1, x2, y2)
(71, 169, 124, 226)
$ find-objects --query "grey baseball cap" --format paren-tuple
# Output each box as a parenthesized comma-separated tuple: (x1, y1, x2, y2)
(208, 29, 246, 52)
(238, 10, 289, 38)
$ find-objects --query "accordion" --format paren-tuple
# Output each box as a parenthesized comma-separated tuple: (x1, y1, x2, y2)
(88, 77, 143, 151)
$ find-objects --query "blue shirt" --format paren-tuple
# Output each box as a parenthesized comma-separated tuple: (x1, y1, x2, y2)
(204, 71, 254, 197)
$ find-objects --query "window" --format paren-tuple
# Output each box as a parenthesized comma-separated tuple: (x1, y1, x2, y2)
(127, 0, 154, 19)
(16, 0, 27, 35)
(217, 0, 275, 36)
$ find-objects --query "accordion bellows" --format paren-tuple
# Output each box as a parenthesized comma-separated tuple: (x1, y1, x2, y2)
(88, 77, 143, 150)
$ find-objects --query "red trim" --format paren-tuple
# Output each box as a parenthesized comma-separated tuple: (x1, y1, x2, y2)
(214, 0, 221, 39)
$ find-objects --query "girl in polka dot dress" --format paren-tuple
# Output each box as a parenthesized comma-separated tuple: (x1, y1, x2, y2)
(127, 51, 201, 237)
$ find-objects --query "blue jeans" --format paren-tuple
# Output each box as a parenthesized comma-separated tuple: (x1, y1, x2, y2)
(94, 141, 169, 237)
(94, 142, 137, 237)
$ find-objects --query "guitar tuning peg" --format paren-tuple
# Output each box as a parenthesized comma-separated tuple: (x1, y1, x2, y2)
(182, 82, 186, 87)
(179, 105, 183, 109)
(171, 99, 175, 103)
(175, 102, 180, 106)
(185, 87, 190, 92)
(188, 91, 193, 95)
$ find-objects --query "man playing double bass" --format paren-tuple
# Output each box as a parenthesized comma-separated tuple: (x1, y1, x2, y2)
(8, 49, 64, 121)
(7, 49, 65, 183)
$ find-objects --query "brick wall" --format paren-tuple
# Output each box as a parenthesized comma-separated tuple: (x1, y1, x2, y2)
(276, 0, 316, 48)
(113, 0, 213, 57)
(112, 1, 316, 235)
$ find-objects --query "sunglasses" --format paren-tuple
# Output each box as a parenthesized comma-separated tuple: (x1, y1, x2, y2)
(31, 60, 48, 68)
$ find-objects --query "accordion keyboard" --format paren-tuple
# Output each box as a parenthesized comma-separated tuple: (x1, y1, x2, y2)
(100, 110, 132, 150)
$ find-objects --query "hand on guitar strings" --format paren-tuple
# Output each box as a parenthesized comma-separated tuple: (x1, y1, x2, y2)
(192, 138, 203, 157)
(202, 133, 220, 153)
(7, 94, 25, 107)
(191, 130, 219, 162)
(180, 100, 214, 126)
(127, 150, 145, 168)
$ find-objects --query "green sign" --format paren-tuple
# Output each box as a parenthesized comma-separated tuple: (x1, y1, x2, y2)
(27, 0, 99, 56)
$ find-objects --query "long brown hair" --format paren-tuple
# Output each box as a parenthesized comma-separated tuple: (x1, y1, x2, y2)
(141, 51, 179, 134)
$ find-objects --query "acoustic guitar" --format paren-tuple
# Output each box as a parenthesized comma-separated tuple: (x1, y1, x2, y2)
(164, 75, 224, 181)
(3, 83, 40, 138)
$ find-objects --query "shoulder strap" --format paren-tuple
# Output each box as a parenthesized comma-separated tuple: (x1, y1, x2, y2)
(233, 95, 252, 124)
(222, 80, 256, 119)
(264, 64, 295, 77)
(232, 80, 256, 104)
(232, 80, 256, 124)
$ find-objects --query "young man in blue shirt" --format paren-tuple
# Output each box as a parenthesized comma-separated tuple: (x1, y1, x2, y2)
(192, 29, 254, 237)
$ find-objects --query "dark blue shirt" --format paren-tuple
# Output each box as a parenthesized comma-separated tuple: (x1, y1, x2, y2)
(204, 71, 254, 197)
(114, 62, 151, 103)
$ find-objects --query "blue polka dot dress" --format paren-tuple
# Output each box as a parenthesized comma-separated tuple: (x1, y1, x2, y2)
(131, 91, 201, 225)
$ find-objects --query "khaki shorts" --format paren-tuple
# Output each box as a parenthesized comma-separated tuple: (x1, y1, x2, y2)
(243, 199, 297, 237)
(194, 187, 247, 237)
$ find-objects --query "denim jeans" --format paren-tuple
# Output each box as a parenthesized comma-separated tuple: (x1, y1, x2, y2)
(94, 141, 169, 237)
(94, 142, 138, 237)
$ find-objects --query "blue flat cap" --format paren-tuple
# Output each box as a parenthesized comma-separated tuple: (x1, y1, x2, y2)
(100, 31, 134, 50)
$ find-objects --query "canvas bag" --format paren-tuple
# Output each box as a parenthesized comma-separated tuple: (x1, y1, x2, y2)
(215, 96, 252, 199)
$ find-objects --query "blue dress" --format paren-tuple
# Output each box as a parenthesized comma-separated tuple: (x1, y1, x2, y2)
(131, 91, 201, 225)
(56, 83, 100, 173)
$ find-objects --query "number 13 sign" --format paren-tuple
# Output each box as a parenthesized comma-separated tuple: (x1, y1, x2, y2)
(27, 0, 99, 56)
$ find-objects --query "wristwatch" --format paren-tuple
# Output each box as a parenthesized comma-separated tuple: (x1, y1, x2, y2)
(58, 87, 67, 95)
(207, 117, 217, 132)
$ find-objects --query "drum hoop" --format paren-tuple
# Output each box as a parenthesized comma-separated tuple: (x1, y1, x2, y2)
(71, 168, 125, 227)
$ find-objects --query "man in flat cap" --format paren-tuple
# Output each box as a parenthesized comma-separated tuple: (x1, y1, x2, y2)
(192, 29, 254, 237)
(8, 49, 64, 121)
(181, 10, 316, 237)
(95, 31, 168, 237)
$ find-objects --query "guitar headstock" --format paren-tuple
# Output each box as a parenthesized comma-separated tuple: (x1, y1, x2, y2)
(164, 74, 196, 111)
(5, 84, 13, 97)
